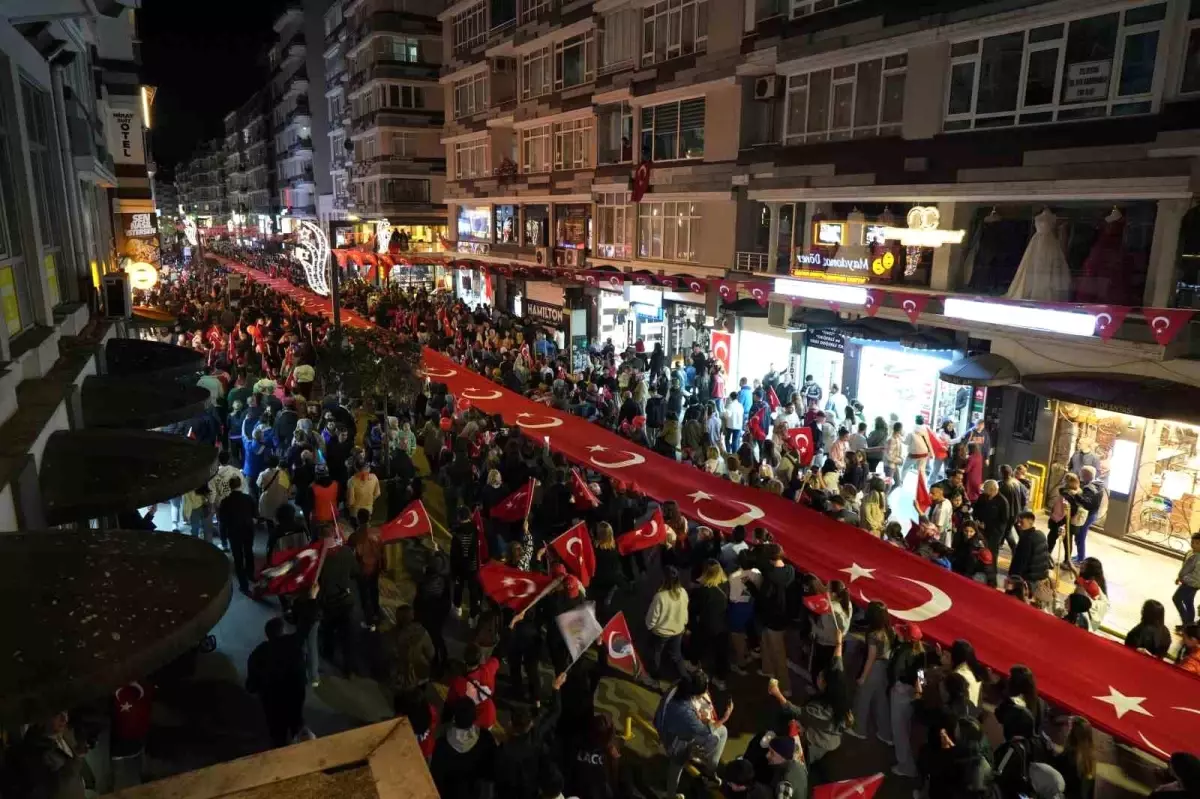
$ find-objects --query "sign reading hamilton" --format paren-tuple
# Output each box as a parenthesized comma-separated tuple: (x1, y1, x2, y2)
(523, 299, 564, 326)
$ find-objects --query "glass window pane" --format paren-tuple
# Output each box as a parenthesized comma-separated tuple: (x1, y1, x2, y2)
(1030, 24, 1064, 44)
(1119, 30, 1159, 96)
(786, 84, 808, 137)
(831, 81, 854, 130)
(1183, 29, 1200, 93)
(977, 33, 1023, 114)
(948, 61, 976, 115)
(950, 40, 979, 58)
(853, 59, 881, 129)
(1125, 3, 1166, 25)
(807, 69, 831, 133)
(880, 72, 905, 124)
(1024, 48, 1059, 106)
(1061, 13, 1118, 103)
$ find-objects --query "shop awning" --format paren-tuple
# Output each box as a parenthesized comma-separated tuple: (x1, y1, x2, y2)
(81, 375, 213, 429)
(1020, 372, 1200, 424)
(0, 529, 231, 724)
(104, 337, 205, 380)
(39, 430, 217, 525)
(835, 317, 957, 351)
(939, 353, 1021, 387)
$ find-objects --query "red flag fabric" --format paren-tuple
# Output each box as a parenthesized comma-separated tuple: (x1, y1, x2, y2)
(473, 507, 489, 564)
(915, 468, 932, 515)
(785, 427, 815, 466)
(548, 521, 596, 587)
(259, 539, 324, 595)
(746, 282, 771, 307)
(490, 478, 535, 522)
(766, 386, 780, 411)
(716, 280, 736, 302)
(1093, 305, 1132, 340)
(223, 255, 1200, 760)
(379, 499, 433, 542)
(928, 430, 949, 461)
(812, 773, 884, 799)
(746, 406, 767, 442)
(631, 160, 652, 203)
(710, 331, 732, 377)
(803, 594, 831, 616)
(478, 562, 554, 611)
(617, 509, 667, 555)
(569, 468, 600, 509)
(1144, 307, 1195, 346)
(863, 288, 883, 317)
(600, 612, 642, 677)
(112, 682, 154, 741)
(895, 292, 930, 324)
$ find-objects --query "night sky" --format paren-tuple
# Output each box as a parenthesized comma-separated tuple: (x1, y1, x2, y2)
(139, 0, 291, 179)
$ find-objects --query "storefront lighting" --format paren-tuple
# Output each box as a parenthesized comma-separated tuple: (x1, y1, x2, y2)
(123, 259, 159, 290)
(943, 298, 1096, 337)
(140, 85, 153, 130)
(881, 207, 965, 248)
(772, 278, 867, 306)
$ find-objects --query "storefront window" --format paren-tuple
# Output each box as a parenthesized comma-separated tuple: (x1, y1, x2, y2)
(495, 205, 518, 244)
(524, 204, 549, 248)
(1128, 418, 1200, 555)
(1048, 403, 1131, 531)
(856, 345, 954, 435)
(457, 204, 492, 241)
(555, 204, 590, 249)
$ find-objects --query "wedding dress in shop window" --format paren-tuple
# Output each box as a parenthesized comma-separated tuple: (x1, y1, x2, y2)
(1005, 208, 1073, 303)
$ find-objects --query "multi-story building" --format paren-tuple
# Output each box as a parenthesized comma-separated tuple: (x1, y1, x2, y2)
(271, 8, 318, 220)
(319, 0, 446, 243)
(176, 140, 225, 220)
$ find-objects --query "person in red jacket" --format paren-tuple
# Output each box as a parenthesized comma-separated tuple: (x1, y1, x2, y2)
(445, 643, 501, 730)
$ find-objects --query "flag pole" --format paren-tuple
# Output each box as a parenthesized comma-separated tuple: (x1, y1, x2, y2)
(509, 575, 563, 629)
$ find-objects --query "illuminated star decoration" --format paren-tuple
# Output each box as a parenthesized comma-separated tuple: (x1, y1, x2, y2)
(294, 220, 331, 297)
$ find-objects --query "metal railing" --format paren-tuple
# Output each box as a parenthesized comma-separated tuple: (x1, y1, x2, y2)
(735, 251, 769, 272)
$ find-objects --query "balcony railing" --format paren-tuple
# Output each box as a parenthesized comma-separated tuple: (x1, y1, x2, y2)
(735, 252, 770, 272)
(288, 137, 314, 155)
(351, 109, 443, 133)
(348, 61, 440, 91)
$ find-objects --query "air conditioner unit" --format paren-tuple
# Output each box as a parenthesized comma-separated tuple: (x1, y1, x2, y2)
(535, 247, 552, 265)
(753, 76, 778, 101)
(557, 248, 583, 267)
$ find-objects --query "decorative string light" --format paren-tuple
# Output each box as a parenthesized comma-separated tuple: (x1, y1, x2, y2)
(295, 220, 330, 296)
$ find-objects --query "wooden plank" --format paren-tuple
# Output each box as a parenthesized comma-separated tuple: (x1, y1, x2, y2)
(105, 720, 402, 799)
(368, 718, 439, 799)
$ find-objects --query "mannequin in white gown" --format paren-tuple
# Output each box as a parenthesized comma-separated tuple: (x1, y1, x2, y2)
(1006, 208, 1072, 302)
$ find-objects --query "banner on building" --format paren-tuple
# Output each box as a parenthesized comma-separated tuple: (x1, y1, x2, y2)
(107, 108, 146, 165)
(115, 213, 160, 272)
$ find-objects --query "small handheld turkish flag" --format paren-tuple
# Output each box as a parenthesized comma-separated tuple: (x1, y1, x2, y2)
(803, 594, 832, 616)
(259, 540, 324, 595)
(786, 427, 815, 466)
(747, 406, 768, 442)
(766, 386, 780, 411)
(379, 499, 433, 542)
(479, 562, 554, 611)
(812, 773, 884, 799)
(569, 468, 601, 509)
(915, 469, 932, 515)
(617, 508, 667, 555)
(549, 521, 596, 587)
(473, 507, 489, 564)
(601, 612, 642, 677)
(490, 478, 535, 522)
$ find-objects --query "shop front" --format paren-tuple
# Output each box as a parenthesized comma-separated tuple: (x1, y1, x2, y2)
(454, 265, 493, 308)
(662, 290, 708, 362)
(520, 281, 570, 351)
(1019, 374, 1200, 559)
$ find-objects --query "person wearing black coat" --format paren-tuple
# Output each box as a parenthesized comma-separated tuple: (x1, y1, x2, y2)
(449, 512, 481, 621)
(972, 481, 1010, 586)
(689, 559, 731, 687)
(589, 523, 624, 620)
(1008, 511, 1053, 608)
(1125, 599, 1173, 659)
(246, 617, 308, 747)
(430, 697, 497, 799)
(414, 552, 452, 667)
(493, 682, 563, 799)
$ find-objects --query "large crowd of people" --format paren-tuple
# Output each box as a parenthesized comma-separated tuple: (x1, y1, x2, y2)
(40, 242, 1195, 799)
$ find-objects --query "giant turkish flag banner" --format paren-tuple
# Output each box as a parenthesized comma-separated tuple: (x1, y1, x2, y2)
(221, 255, 1200, 760)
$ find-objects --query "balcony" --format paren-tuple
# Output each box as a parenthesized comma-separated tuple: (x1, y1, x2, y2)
(349, 11, 440, 48)
(288, 137, 314, 156)
(326, 68, 348, 91)
(351, 154, 443, 178)
(350, 109, 443, 134)
(288, 169, 315, 187)
(348, 61, 440, 91)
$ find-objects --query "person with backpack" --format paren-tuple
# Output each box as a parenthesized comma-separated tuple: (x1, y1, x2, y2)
(445, 643, 501, 731)
(994, 705, 1055, 799)
(493, 674, 565, 799)
(753, 544, 795, 697)
(655, 670, 731, 796)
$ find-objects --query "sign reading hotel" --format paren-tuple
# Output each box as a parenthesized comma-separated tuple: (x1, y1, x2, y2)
(107, 108, 145, 165)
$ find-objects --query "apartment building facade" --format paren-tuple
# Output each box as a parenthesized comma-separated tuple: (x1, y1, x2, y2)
(318, 0, 447, 241)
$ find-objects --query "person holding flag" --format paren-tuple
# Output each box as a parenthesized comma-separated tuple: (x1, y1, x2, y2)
(548, 521, 596, 588)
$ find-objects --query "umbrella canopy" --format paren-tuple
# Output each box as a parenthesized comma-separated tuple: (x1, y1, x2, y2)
(1021, 372, 1200, 425)
(939, 352, 1021, 387)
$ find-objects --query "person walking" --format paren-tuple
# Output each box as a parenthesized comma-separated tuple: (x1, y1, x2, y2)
(316, 524, 361, 677)
(346, 460, 381, 521)
(723, 393, 744, 453)
(246, 617, 308, 747)
(450, 508, 482, 623)
(645, 566, 689, 682)
(219, 476, 258, 593)
(349, 520, 383, 629)
(847, 601, 893, 745)
(755, 543, 796, 696)
(689, 559, 731, 690)
(1009, 511, 1054, 609)
(1073, 465, 1105, 563)
(973, 479, 1011, 587)
(897, 415, 933, 489)
(1173, 532, 1200, 630)
(883, 422, 904, 489)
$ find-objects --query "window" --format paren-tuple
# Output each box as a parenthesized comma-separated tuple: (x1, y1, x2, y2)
(454, 72, 489, 118)
(600, 7, 639, 73)
(784, 54, 906, 143)
(21, 80, 65, 307)
(597, 102, 633, 164)
(458, 204, 492, 240)
(555, 31, 594, 89)
(0, 78, 30, 334)
(523, 204, 549, 247)
(790, 0, 859, 18)
(324, 5, 343, 36)
(642, 0, 708, 66)
(945, 4, 1165, 131)
(596, 192, 633, 259)
(520, 124, 552, 172)
(381, 179, 430, 203)
(639, 98, 705, 161)
(454, 2, 487, 52)
(521, 46, 552, 100)
(356, 135, 379, 162)
(638, 201, 701, 262)
(330, 132, 346, 164)
(455, 138, 488, 179)
(520, 0, 552, 23)
(1183, 0, 1200, 93)
(389, 132, 416, 157)
(379, 36, 419, 63)
(554, 118, 592, 169)
(382, 84, 424, 109)
(495, 204, 518, 243)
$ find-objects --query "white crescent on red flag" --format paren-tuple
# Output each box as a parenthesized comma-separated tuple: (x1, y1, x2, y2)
(479, 561, 554, 611)
(600, 611, 642, 677)
(259, 539, 324, 595)
(617, 508, 666, 555)
(490, 477, 535, 522)
(548, 521, 596, 587)
(379, 499, 433, 542)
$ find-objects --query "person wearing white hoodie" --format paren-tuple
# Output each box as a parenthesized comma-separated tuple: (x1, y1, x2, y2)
(645, 566, 689, 682)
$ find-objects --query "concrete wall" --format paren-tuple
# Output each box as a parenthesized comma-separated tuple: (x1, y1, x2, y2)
(902, 41, 949, 142)
(704, 83, 742, 163)
(303, 0, 335, 197)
